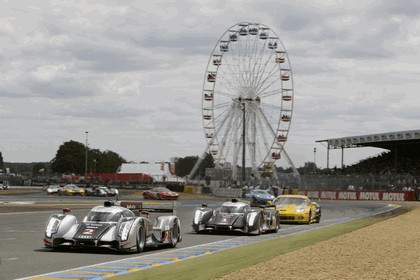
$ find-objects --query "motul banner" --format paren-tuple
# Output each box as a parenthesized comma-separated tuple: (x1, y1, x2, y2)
(303, 190, 416, 201)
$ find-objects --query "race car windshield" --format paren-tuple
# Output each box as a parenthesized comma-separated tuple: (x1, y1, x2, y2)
(154, 187, 171, 192)
(274, 197, 308, 206)
(86, 211, 122, 222)
(253, 190, 268, 194)
(220, 205, 245, 213)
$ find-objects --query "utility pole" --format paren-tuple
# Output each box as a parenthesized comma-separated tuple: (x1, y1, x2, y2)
(241, 102, 246, 188)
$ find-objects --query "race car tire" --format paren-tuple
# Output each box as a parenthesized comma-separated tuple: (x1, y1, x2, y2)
(258, 216, 263, 235)
(251, 216, 263, 235)
(136, 225, 146, 253)
(274, 216, 281, 233)
(169, 221, 180, 248)
(307, 211, 312, 225)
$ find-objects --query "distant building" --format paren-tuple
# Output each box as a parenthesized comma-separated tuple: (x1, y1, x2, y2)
(117, 162, 185, 183)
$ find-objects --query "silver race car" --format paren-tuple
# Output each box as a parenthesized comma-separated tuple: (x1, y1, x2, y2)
(192, 199, 280, 235)
(43, 200, 181, 253)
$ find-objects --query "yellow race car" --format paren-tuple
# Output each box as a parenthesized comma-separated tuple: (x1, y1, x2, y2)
(57, 184, 85, 196)
(272, 194, 321, 224)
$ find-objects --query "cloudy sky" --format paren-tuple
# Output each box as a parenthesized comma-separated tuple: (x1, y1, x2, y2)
(1, 0, 419, 169)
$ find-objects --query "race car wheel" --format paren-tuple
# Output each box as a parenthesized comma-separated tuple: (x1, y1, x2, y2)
(258, 216, 264, 235)
(274, 216, 281, 233)
(307, 211, 312, 225)
(169, 221, 179, 248)
(136, 225, 146, 253)
(252, 216, 263, 235)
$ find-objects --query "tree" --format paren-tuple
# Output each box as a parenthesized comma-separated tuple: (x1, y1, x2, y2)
(297, 162, 318, 174)
(50, 140, 86, 174)
(50, 140, 127, 175)
(175, 156, 198, 178)
(94, 150, 126, 173)
(175, 153, 215, 179)
(198, 153, 215, 178)
(32, 163, 47, 176)
(0, 152, 3, 171)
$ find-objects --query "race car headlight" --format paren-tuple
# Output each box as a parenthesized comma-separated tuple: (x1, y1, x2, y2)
(194, 211, 204, 225)
(118, 220, 134, 241)
(45, 217, 61, 238)
(295, 206, 305, 213)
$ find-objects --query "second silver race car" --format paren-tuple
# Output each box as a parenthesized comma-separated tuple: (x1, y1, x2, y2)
(192, 199, 280, 235)
(43, 200, 181, 253)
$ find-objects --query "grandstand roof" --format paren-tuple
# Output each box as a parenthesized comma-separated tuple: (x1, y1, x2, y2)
(316, 129, 420, 150)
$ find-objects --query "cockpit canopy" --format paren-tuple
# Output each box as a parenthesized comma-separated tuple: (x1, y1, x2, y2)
(273, 197, 309, 206)
(219, 203, 250, 214)
(86, 206, 134, 222)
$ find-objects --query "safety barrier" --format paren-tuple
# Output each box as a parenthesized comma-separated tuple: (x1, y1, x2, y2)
(302, 189, 419, 202)
(183, 185, 195, 193)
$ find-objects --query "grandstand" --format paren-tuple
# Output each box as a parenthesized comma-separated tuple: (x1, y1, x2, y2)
(317, 129, 420, 171)
(318, 129, 420, 150)
(307, 129, 420, 190)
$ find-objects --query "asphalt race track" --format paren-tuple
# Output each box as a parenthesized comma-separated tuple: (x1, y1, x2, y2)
(0, 190, 394, 280)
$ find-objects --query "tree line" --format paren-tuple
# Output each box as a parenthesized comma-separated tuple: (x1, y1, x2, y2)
(1, 140, 214, 179)
(4, 140, 348, 181)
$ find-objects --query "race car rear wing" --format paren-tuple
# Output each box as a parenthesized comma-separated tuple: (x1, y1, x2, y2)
(110, 200, 177, 216)
(259, 203, 276, 209)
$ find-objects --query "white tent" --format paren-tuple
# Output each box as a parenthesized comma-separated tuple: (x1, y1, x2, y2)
(118, 163, 185, 183)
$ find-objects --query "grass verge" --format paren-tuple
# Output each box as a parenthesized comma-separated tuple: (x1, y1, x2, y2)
(113, 206, 410, 280)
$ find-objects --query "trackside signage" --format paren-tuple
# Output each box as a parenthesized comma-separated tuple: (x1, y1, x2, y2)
(304, 190, 412, 201)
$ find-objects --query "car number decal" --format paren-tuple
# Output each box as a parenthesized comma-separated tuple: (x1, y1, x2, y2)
(82, 228, 96, 235)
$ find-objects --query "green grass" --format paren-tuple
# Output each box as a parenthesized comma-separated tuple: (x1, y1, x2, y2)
(113, 207, 409, 280)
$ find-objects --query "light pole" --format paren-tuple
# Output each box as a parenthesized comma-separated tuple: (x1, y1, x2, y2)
(314, 147, 317, 171)
(241, 102, 246, 188)
(85, 131, 88, 180)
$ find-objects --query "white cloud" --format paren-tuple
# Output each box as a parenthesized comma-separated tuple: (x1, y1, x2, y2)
(0, 0, 419, 171)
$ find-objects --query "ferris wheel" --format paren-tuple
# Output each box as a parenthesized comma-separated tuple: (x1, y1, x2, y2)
(195, 22, 294, 180)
